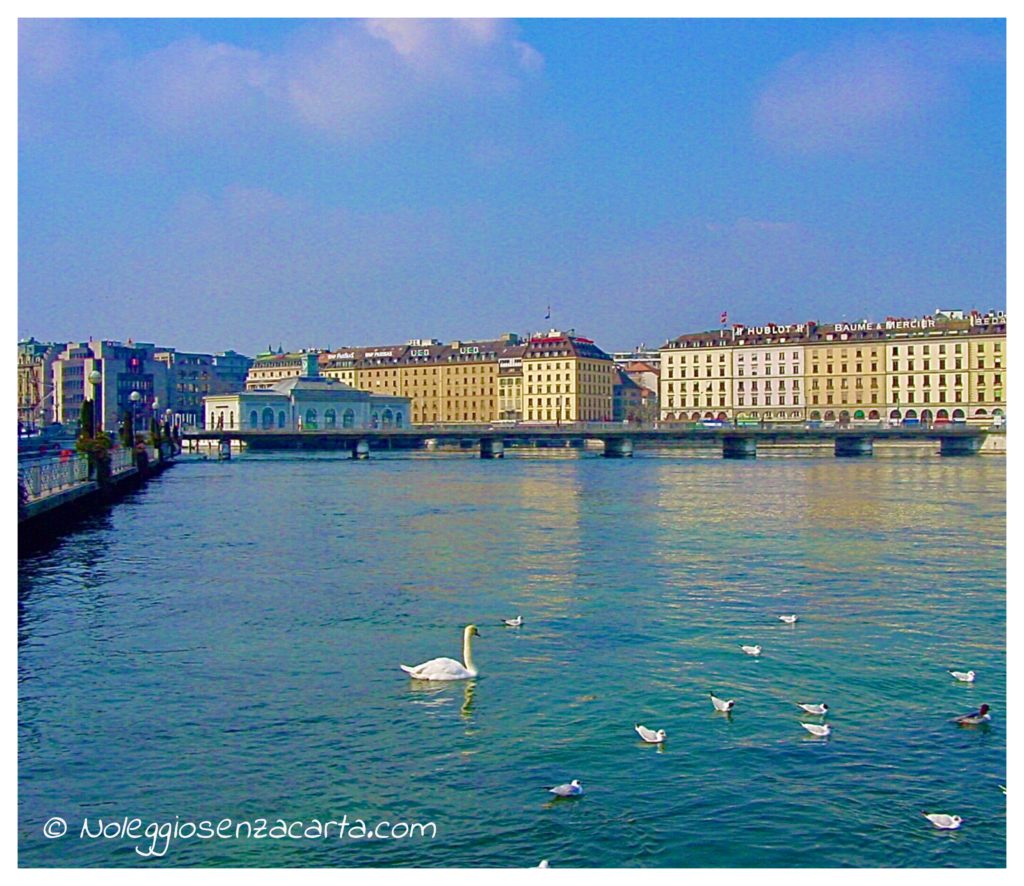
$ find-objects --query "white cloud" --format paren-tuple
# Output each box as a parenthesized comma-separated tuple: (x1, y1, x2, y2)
(753, 30, 1003, 155)
(26, 19, 545, 143)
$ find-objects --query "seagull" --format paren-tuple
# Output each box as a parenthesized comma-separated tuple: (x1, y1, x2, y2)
(740, 644, 762, 656)
(922, 812, 962, 830)
(797, 703, 829, 716)
(953, 703, 991, 726)
(779, 615, 798, 624)
(709, 692, 735, 713)
(547, 779, 584, 797)
(948, 669, 976, 683)
(801, 722, 831, 737)
(635, 724, 667, 743)
(502, 615, 524, 627)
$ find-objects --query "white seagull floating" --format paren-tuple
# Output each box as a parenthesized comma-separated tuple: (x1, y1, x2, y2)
(547, 779, 584, 797)
(779, 615, 799, 624)
(502, 615, 524, 627)
(635, 724, 667, 743)
(923, 812, 962, 830)
(709, 692, 735, 713)
(797, 703, 829, 716)
(949, 669, 976, 683)
(741, 645, 762, 656)
(400, 624, 480, 681)
(801, 722, 831, 737)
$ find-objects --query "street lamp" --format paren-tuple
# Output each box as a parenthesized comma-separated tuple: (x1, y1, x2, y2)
(88, 369, 102, 437)
(129, 390, 141, 442)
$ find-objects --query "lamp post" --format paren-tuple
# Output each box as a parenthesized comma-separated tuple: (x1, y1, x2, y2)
(88, 369, 102, 436)
(129, 390, 141, 443)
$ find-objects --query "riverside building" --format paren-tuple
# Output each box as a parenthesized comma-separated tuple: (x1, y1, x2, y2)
(659, 310, 1006, 426)
(50, 339, 169, 434)
(205, 354, 409, 431)
(318, 330, 615, 425)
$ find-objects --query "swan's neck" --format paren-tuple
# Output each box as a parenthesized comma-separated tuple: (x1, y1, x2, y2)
(463, 629, 477, 675)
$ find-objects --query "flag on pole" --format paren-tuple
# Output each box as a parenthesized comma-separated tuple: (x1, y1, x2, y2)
(720, 311, 728, 325)
(545, 305, 551, 320)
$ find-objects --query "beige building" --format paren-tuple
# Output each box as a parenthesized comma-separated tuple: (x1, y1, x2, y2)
(660, 310, 1006, 426)
(521, 332, 615, 423)
(659, 330, 735, 421)
(321, 335, 523, 425)
(246, 349, 325, 390)
(319, 330, 614, 426)
(18, 338, 63, 429)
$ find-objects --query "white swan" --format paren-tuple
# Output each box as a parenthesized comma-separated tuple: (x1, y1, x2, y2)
(401, 625, 480, 680)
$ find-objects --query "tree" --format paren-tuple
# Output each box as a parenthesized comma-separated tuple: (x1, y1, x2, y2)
(78, 399, 94, 440)
(120, 411, 134, 448)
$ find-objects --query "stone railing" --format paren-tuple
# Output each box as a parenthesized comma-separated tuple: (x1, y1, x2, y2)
(18, 455, 91, 502)
(110, 447, 136, 477)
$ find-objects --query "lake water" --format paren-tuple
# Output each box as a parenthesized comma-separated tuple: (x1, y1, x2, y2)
(18, 448, 1006, 867)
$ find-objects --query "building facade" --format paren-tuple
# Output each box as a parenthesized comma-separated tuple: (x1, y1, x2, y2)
(155, 348, 252, 427)
(48, 339, 170, 435)
(521, 332, 615, 423)
(660, 310, 1007, 426)
(204, 376, 410, 432)
(246, 349, 325, 390)
(18, 338, 63, 430)
(319, 330, 614, 425)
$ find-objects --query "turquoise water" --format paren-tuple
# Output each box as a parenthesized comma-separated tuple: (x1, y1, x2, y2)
(18, 449, 1006, 867)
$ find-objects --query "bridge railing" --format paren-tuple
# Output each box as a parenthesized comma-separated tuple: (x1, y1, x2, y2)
(18, 454, 91, 502)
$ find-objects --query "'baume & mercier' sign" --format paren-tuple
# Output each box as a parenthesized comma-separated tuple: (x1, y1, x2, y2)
(733, 316, 956, 336)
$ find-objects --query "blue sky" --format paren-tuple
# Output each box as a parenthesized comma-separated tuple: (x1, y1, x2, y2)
(17, 16, 1006, 356)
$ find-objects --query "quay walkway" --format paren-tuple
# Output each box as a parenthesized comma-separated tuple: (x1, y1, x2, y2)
(181, 423, 991, 459)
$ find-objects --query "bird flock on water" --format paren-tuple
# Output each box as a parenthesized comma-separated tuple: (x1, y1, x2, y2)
(399, 611, 999, 862)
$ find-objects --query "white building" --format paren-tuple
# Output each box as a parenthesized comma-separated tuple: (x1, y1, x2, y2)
(203, 376, 410, 431)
